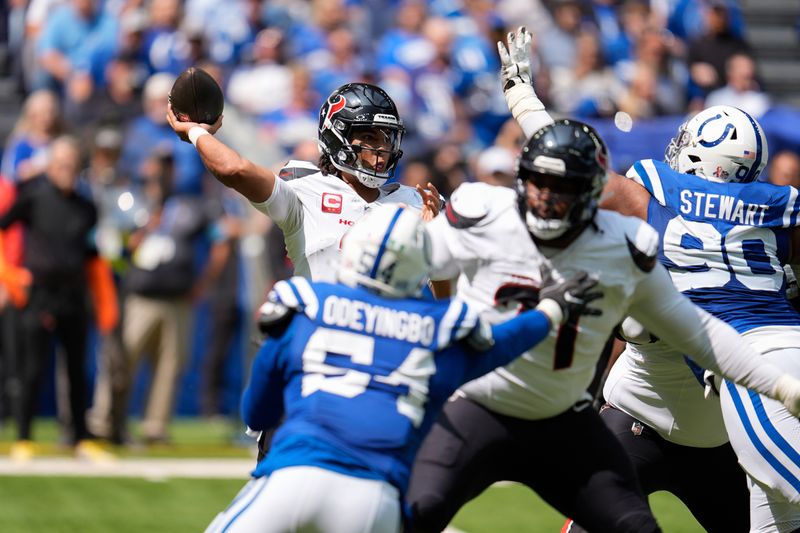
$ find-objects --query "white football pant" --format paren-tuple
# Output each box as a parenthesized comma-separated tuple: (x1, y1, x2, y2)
(205, 466, 401, 533)
(720, 327, 800, 533)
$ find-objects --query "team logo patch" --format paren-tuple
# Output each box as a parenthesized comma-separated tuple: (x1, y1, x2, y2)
(321, 193, 343, 214)
(324, 95, 346, 126)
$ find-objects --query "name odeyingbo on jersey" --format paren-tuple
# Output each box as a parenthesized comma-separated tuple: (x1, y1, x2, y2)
(321, 294, 436, 345)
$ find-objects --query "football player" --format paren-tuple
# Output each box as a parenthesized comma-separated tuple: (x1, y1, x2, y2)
(167, 82, 442, 282)
(404, 29, 800, 533)
(203, 204, 602, 533)
(496, 27, 800, 533)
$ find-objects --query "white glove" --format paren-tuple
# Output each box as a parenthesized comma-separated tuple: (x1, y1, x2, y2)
(773, 374, 800, 417)
(784, 264, 799, 300)
(498, 26, 532, 90)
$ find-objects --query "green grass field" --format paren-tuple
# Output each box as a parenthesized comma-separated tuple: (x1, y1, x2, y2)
(0, 419, 705, 532)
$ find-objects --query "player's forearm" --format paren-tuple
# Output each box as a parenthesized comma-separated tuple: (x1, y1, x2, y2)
(505, 83, 555, 139)
(631, 268, 783, 397)
(241, 342, 286, 430)
(194, 134, 275, 203)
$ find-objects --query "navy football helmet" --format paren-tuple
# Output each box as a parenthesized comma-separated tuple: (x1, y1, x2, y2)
(517, 119, 609, 240)
(318, 83, 405, 188)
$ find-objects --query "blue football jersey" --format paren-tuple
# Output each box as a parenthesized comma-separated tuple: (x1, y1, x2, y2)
(627, 159, 800, 332)
(242, 277, 550, 492)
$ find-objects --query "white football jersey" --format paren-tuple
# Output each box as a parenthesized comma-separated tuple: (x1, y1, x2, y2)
(250, 160, 423, 282)
(427, 182, 662, 419)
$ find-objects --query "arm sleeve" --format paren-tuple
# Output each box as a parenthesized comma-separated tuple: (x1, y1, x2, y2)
(627, 264, 783, 396)
(425, 214, 462, 281)
(504, 83, 556, 139)
(241, 327, 291, 431)
(249, 176, 304, 235)
(461, 309, 552, 382)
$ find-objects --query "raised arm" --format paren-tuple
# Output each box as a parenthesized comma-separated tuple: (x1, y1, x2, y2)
(599, 171, 650, 220)
(167, 107, 276, 203)
(498, 26, 555, 139)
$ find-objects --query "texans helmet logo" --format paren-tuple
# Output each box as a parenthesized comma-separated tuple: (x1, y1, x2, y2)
(324, 95, 346, 126)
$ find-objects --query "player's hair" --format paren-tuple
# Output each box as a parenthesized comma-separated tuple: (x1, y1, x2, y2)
(318, 152, 338, 177)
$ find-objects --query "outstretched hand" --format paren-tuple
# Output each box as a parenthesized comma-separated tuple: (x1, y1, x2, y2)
(498, 26, 533, 90)
(417, 182, 443, 222)
(166, 103, 223, 143)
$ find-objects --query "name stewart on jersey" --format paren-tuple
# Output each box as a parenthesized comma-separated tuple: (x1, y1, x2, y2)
(322, 295, 436, 345)
(679, 190, 768, 225)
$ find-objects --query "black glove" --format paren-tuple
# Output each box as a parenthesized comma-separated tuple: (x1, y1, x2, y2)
(536, 270, 603, 327)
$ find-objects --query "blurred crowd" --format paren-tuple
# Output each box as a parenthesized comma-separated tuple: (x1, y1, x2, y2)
(0, 0, 799, 455)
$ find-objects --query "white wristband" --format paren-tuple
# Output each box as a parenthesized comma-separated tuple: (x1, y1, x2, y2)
(535, 298, 563, 330)
(188, 126, 210, 146)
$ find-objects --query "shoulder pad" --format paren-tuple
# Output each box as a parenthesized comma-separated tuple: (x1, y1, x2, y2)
(625, 221, 659, 273)
(626, 159, 667, 205)
(256, 299, 295, 338)
(445, 183, 493, 229)
(381, 183, 422, 208)
(279, 160, 320, 182)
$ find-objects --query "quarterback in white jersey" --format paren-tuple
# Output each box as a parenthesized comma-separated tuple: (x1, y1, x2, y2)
(255, 159, 422, 281)
(167, 82, 441, 281)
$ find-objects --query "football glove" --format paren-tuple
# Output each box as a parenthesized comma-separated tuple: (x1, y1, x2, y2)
(784, 264, 799, 300)
(498, 26, 532, 90)
(536, 269, 603, 328)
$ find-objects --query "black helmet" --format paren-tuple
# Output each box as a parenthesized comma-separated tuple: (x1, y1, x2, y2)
(516, 119, 609, 240)
(318, 83, 405, 188)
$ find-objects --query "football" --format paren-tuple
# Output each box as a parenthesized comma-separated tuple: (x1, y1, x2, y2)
(169, 67, 224, 125)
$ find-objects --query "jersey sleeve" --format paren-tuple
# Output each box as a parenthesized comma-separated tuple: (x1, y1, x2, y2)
(249, 172, 304, 236)
(425, 214, 462, 281)
(769, 184, 800, 228)
(626, 159, 669, 206)
(434, 298, 481, 350)
(268, 277, 321, 321)
(241, 324, 292, 432)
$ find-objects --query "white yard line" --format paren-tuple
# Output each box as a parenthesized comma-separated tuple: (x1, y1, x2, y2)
(0, 458, 255, 480)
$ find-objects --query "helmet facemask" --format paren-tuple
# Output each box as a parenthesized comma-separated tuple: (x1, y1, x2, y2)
(327, 124, 405, 188)
(518, 169, 602, 241)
